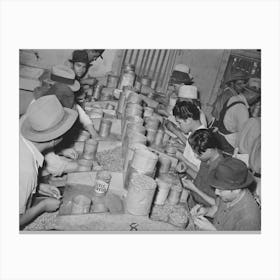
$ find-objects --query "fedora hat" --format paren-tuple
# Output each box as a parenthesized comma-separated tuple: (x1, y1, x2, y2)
(50, 65, 80, 92)
(178, 85, 198, 99)
(225, 72, 248, 84)
(69, 50, 90, 65)
(46, 83, 75, 109)
(21, 95, 78, 142)
(208, 157, 254, 190)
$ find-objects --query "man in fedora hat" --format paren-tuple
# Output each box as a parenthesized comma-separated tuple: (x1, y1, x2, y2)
(19, 95, 78, 228)
(188, 157, 261, 231)
(69, 50, 101, 105)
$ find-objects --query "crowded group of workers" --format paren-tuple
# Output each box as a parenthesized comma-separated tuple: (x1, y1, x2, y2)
(19, 49, 261, 231)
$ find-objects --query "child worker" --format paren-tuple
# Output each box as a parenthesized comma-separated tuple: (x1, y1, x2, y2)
(181, 129, 224, 208)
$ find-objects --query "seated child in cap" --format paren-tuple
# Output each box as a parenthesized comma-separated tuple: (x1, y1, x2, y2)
(188, 157, 260, 231)
(182, 129, 224, 208)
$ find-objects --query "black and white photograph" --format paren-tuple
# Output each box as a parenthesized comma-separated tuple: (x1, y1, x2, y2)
(1, 1, 280, 280)
(19, 49, 261, 232)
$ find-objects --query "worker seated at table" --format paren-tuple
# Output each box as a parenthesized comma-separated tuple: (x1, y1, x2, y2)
(188, 157, 260, 231)
(20, 95, 78, 229)
(181, 129, 224, 208)
(69, 49, 104, 104)
(166, 100, 206, 178)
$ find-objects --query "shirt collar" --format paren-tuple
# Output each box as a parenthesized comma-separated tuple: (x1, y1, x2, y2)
(21, 135, 44, 168)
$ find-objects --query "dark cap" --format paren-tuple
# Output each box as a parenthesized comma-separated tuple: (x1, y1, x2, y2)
(209, 157, 254, 190)
(69, 50, 89, 65)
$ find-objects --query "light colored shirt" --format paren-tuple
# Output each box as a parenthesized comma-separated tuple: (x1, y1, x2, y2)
(222, 94, 249, 147)
(19, 117, 44, 214)
(183, 124, 206, 170)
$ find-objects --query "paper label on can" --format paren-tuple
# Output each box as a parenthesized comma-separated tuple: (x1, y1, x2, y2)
(94, 180, 109, 194)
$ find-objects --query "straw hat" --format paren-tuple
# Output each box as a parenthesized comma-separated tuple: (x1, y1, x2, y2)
(178, 85, 198, 99)
(50, 65, 80, 92)
(208, 158, 254, 190)
(173, 64, 190, 74)
(21, 95, 78, 142)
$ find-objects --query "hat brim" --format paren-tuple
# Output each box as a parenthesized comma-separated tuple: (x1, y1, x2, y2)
(225, 76, 248, 84)
(68, 80, 80, 92)
(208, 168, 254, 190)
(69, 59, 90, 67)
(21, 108, 78, 142)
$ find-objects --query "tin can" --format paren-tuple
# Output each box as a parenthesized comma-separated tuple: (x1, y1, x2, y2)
(168, 183, 183, 205)
(107, 74, 119, 88)
(93, 84, 103, 101)
(83, 139, 99, 160)
(125, 173, 157, 216)
(154, 176, 172, 205)
(118, 70, 136, 90)
(94, 171, 112, 196)
(100, 87, 113, 101)
(154, 129, 164, 146)
(158, 155, 172, 174)
(117, 91, 126, 116)
(141, 76, 152, 87)
(123, 64, 135, 72)
(99, 119, 112, 138)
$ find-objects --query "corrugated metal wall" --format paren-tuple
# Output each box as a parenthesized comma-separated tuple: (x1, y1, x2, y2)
(120, 49, 178, 92)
